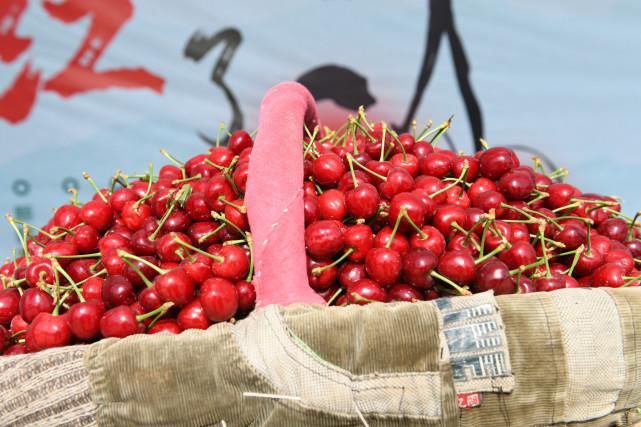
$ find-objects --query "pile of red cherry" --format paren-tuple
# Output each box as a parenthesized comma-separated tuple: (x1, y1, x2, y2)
(1, 114, 640, 356)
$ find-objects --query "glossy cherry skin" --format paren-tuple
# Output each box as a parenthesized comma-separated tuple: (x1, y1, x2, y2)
(343, 224, 374, 262)
(73, 225, 100, 253)
(479, 147, 516, 180)
(545, 183, 578, 210)
(598, 218, 628, 242)
(80, 200, 113, 231)
(305, 220, 344, 258)
(177, 299, 211, 330)
(347, 279, 388, 305)
(28, 313, 72, 351)
(100, 306, 141, 338)
(473, 260, 515, 295)
(374, 226, 410, 254)
(419, 152, 451, 178)
(147, 319, 182, 335)
(388, 284, 423, 302)
(338, 262, 367, 288)
(365, 248, 402, 287)
(410, 225, 446, 256)
(102, 275, 136, 308)
(0, 289, 20, 326)
(210, 245, 250, 281)
(318, 189, 346, 221)
(605, 248, 634, 273)
(200, 278, 238, 322)
(379, 167, 415, 199)
(81, 277, 104, 302)
(236, 281, 256, 313)
(307, 258, 337, 291)
(437, 250, 476, 284)
(591, 263, 626, 287)
(498, 171, 535, 200)
(573, 248, 605, 276)
(68, 301, 105, 341)
(154, 268, 195, 306)
(402, 248, 438, 289)
(388, 192, 425, 232)
(534, 276, 566, 292)
(312, 153, 345, 186)
(432, 205, 465, 237)
(498, 241, 537, 270)
(19, 288, 54, 323)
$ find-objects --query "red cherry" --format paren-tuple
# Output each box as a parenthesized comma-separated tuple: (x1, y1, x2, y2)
(479, 147, 516, 180)
(345, 183, 380, 219)
(598, 218, 628, 242)
(307, 258, 337, 291)
(379, 167, 414, 199)
(155, 232, 191, 262)
(10, 314, 29, 335)
(415, 176, 446, 204)
(19, 288, 54, 323)
(148, 319, 183, 334)
(3, 343, 28, 355)
(365, 248, 401, 287)
(605, 248, 634, 273)
(410, 225, 446, 256)
(411, 141, 433, 158)
(224, 199, 248, 231)
(374, 226, 410, 254)
(232, 161, 249, 192)
(0, 288, 20, 325)
(303, 195, 320, 226)
(236, 281, 256, 313)
(312, 153, 345, 186)
(388, 192, 425, 232)
(228, 130, 253, 154)
(432, 205, 465, 237)
(80, 200, 113, 231)
(347, 279, 388, 305)
(592, 263, 626, 287)
(437, 250, 476, 284)
(472, 190, 506, 217)
(100, 306, 141, 338)
(305, 220, 344, 258)
(205, 176, 236, 212)
(200, 278, 238, 322)
(467, 177, 497, 203)
(71, 225, 100, 253)
(42, 241, 78, 267)
(208, 146, 234, 168)
(389, 284, 423, 302)
(452, 156, 479, 181)
(625, 239, 641, 258)
(187, 222, 221, 248)
(419, 152, 451, 178)
(343, 224, 374, 262)
(110, 188, 137, 212)
(177, 299, 211, 330)
(210, 245, 250, 281)
(68, 301, 105, 340)
(390, 153, 420, 177)
(473, 259, 515, 295)
(66, 259, 97, 283)
(402, 247, 437, 289)
(338, 262, 367, 288)
(28, 312, 72, 350)
(447, 233, 480, 257)
(154, 268, 195, 306)
(318, 189, 347, 221)
(545, 183, 578, 210)
(534, 276, 565, 292)
(498, 241, 537, 270)
(411, 189, 437, 220)
(25, 258, 54, 287)
(498, 171, 535, 201)
(102, 275, 136, 308)
(53, 204, 81, 229)
(99, 233, 131, 254)
(444, 186, 471, 209)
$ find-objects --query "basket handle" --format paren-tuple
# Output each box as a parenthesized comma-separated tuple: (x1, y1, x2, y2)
(245, 82, 325, 308)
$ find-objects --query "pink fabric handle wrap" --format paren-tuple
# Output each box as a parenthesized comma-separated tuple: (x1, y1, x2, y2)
(245, 82, 325, 307)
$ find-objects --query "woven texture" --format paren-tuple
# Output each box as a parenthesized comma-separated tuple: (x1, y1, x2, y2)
(0, 345, 95, 427)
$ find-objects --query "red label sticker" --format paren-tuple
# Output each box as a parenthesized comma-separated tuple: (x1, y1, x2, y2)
(457, 392, 482, 409)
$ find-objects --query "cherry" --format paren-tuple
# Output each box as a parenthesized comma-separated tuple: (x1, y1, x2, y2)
(0, 288, 20, 325)
(415, 176, 447, 204)
(304, 195, 320, 226)
(419, 152, 451, 178)
(545, 183, 578, 210)
(338, 262, 367, 288)
(345, 183, 380, 219)
(452, 156, 479, 181)
(625, 239, 641, 258)
(3, 344, 28, 355)
(53, 204, 82, 229)
(210, 245, 249, 281)
(25, 258, 54, 287)
(28, 312, 72, 351)
(318, 189, 347, 221)
(479, 147, 516, 180)
(148, 319, 182, 335)
(411, 141, 433, 159)
(472, 190, 506, 218)
(42, 241, 78, 267)
(99, 306, 142, 338)
(402, 247, 437, 289)
(534, 276, 565, 292)
(388, 284, 423, 302)
(468, 177, 497, 203)
(10, 315, 28, 336)
(110, 188, 137, 212)
(379, 167, 414, 199)
(154, 268, 195, 306)
(177, 299, 211, 330)
(102, 275, 136, 308)
(236, 281, 256, 313)
(159, 164, 183, 180)
(99, 233, 131, 254)
(305, 220, 344, 258)
(389, 192, 425, 232)
(227, 130, 253, 154)
(343, 224, 374, 262)
(81, 277, 104, 302)
(72, 225, 100, 253)
(498, 241, 537, 270)
(200, 278, 238, 322)
(307, 258, 337, 291)
(205, 176, 236, 212)
(187, 222, 221, 248)
(224, 199, 248, 231)
(391, 153, 419, 177)
(473, 259, 515, 295)
(67, 259, 97, 283)
(155, 232, 191, 262)
(347, 279, 387, 304)
(498, 171, 534, 200)
(365, 248, 402, 287)
(208, 146, 234, 168)
(80, 200, 113, 231)
(312, 153, 345, 186)
(68, 301, 105, 340)
(598, 218, 628, 242)
(410, 225, 446, 256)
(447, 232, 480, 256)
(437, 250, 476, 284)
(19, 288, 54, 323)
(591, 263, 626, 287)
(1, 325, 9, 352)
(162, 210, 192, 233)
(232, 161, 249, 192)
(445, 186, 471, 209)
(338, 170, 370, 192)
(432, 205, 465, 237)
(605, 249, 634, 273)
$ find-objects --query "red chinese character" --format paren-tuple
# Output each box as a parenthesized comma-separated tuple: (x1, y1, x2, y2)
(0, 62, 40, 124)
(42, 0, 164, 97)
(0, 0, 32, 63)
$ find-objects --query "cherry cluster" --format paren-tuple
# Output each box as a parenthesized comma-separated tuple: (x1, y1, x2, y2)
(1, 112, 640, 357)
(301, 115, 641, 306)
(0, 130, 255, 355)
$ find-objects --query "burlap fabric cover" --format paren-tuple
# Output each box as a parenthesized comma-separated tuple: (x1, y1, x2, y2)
(1, 287, 640, 427)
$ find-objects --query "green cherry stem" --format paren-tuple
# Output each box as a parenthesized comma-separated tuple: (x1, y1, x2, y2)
(82, 172, 109, 203)
(429, 270, 471, 296)
(118, 251, 167, 276)
(5, 214, 30, 263)
(53, 263, 85, 302)
(312, 248, 355, 276)
(120, 257, 154, 289)
(326, 287, 344, 306)
(173, 237, 224, 263)
(345, 153, 387, 182)
(245, 232, 254, 282)
(475, 243, 507, 265)
(160, 149, 184, 167)
(566, 244, 584, 277)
